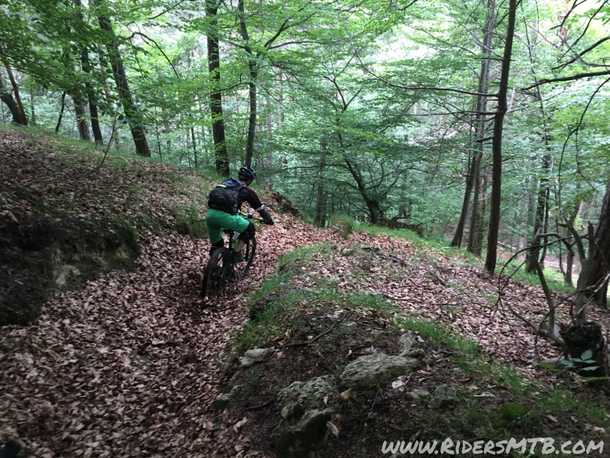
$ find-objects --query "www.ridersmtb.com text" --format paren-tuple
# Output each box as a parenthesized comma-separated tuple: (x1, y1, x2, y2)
(381, 438, 604, 455)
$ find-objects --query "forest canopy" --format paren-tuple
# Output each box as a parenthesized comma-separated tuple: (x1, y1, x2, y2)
(1, 0, 610, 282)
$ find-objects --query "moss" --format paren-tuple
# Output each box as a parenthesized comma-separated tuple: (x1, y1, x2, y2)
(497, 402, 527, 422)
(173, 204, 207, 238)
(329, 216, 353, 239)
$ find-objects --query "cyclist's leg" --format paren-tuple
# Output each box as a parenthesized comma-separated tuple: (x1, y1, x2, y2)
(208, 211, 250, 239)
(235, 222, 255, 251)
(206, 209, 226, 255)
(212, 213, 251, 258)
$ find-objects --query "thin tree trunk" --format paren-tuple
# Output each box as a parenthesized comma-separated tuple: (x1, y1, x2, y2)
(73, 93, 91, 141)
(238, 0, 257, 167)
(206, 0, 229, 176)
(2, 61, 27, 125)
(450, 150, 475, 247)
(266, 98, 273, 191)
(466, 0, 495, 253)
(79, 37, 104, 145)
(563, 200, 581, 286)
(30, 90, 35, 124)
(565, 245, 575, 287)
(473, 175, 488, 257)
(540, 187, 551, 266)
(93, 0, 150, 156)
(468, 150, 484, 253)
(485, 0, 517, 274)
(191, 126, 198, 168)
(314, 141, 328, 227)
(586, 180, 610, 305)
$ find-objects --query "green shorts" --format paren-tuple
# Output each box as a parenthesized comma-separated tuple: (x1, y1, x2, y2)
(206, 209, 250, 244)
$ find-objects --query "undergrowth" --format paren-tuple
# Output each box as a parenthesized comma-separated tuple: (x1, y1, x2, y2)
(328, 214, 575, 295)
(230, 242, 608, 455)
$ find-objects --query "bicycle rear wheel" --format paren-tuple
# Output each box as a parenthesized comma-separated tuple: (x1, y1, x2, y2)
(201, 248, 230, 299)
(233, 236, 256, 277)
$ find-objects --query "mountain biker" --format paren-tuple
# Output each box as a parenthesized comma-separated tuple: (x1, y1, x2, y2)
(206, 166, 274, 262)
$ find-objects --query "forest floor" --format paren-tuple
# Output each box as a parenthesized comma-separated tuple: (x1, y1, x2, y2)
(1, 127, 609, 458)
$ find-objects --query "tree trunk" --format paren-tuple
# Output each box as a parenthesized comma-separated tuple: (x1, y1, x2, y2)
(454, 0, 495, 249)
(485, 0, 517, 274)
(565, 245, 575, 287)
(191, 126, 198, 168)
(450, 151, 475, 247)
(586, 180, 610, 305)
(30, 90, 35, 124)
(206, 0, 229, 176)
(55, 91, 67, 133)
(525, 154, 551, 273)
(314, 141, 328, 227)
(238, 0, 257, 167)
(1, 61, 27, 125)
(560, 322, 609, 379)
(0, 73, 27, 125)
(266, 98, 273, 191)
(472, 175, 488, 257)
(94, 0, 150, 156)
(344, 157, 382, 224)
(82, 47, 104, 145)
(73, 93, 91, 141)
(73, 0, 104, 145)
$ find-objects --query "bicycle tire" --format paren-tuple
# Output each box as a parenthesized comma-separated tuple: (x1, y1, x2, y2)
(201, 247, 230, 299)
(233, 236, 256, 277)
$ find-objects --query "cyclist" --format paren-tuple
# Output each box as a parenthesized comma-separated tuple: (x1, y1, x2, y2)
(206, 166, 274, 262)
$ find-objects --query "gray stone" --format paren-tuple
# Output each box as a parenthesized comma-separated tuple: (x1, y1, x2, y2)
(340, 353, 417, 389)
(277, 408, 334, 458)
(240, 348, 275, 367)
(211, 393, 232, 411)
(406, 389, 430, 401)
(277, 377, 339, 458)
(428, 384, 459, 409)
(211, 384, 246, 410)
(278, 377, 337, 415)
(399, 331, 425, 358)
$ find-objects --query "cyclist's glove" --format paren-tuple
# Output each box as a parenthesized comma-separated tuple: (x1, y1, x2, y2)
(259, 208, 274, 225)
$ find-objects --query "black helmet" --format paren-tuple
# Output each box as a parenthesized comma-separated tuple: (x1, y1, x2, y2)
(238, 166, 256, 181)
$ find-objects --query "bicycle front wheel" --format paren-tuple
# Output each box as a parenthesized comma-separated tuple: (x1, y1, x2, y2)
(201, 248, 230, 299)
(234, 236, 256, 277)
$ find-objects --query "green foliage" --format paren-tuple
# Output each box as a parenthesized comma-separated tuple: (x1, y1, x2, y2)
(560, 349, 597, 370)
(500, 258, 575, 294)
(496, 402, 527, 422)
(4, 0, 610, 294)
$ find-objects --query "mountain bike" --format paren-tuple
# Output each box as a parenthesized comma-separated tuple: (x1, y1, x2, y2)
(201, 212, 264, 300)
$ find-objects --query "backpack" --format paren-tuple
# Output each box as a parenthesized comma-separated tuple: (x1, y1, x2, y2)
(207, 178, 245, 215)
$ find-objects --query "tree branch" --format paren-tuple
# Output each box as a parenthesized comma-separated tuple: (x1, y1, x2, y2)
(524, 70, 610, 89)
(553, 35, 610, 70)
